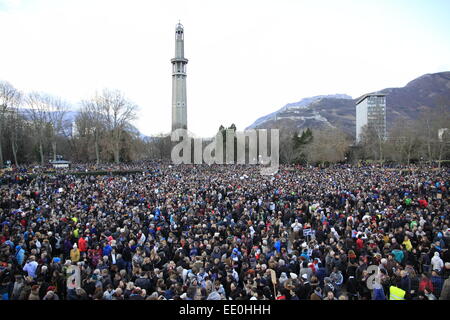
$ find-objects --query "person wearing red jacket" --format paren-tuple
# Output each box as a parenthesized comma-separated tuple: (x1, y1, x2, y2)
(418, 199, 428, 208)
(78, 236, 88, 253)
(356, 235, 364, 251)
(419, 274, 434, 294)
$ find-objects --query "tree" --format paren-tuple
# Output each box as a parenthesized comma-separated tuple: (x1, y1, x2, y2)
(148, 134, 172, 159)
(304, 127, 350, 165)
(8, 106, 26, 166)
(100, 89, 138, 164)
(386, 119, 420, 164)
(1, 80, 150, 165)
(47, 96, 69, 161)
(79, 94, 108, 164)
(359, 124, 385, 162)
(26, 92, 52, 165)
(417, 105, 450, 166)
(292, 128, 313, 164)
(0, 81, 22, 166)
(279, 130, 297, 164)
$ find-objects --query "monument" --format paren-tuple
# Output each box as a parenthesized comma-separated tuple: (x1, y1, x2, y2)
(171, 21, 188, 132)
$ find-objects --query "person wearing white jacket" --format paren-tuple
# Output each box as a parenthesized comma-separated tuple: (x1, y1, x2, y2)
(431, 252, 444, 272)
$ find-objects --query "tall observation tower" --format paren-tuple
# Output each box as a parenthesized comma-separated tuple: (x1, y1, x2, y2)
(171, 21, 188, 132)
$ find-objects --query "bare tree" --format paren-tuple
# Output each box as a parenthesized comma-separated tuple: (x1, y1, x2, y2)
(79, 94, 107, 165)
(26, 92, 51, 165)
(8, 106, 25, 166)
(100, 89, 138, 164)
(436, 130, 450, 168)
(0, 81, 22, 166)
(417, 105, 450, 166)
(279, 130, 297, 164)
(387, 119, 420, 164)
(46, 96, 69, 161)
(305, 127, 350, 165)
(72, 108, 94, 163)
(359, 124, 385, 162)
(155, 134, 172, 159)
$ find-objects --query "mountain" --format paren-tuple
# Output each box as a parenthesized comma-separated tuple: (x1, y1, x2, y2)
(246, 72, 450, 136)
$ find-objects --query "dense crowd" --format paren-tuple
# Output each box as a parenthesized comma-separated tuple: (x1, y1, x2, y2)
(0, 162, 449, 300)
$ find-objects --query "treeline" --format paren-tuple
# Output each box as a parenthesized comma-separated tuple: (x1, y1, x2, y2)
(0, 81, 151, 166)
(279, 105, 450, 166)
(356, 106, 450, 165)
(1, 79, 449, 167)
(279, 127, 351, 165)
(143, 113, 450, 167)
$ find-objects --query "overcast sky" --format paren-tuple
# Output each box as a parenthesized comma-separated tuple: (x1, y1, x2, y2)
(1, 0, 450, 137)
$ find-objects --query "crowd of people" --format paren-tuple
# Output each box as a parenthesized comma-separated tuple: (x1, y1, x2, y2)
(0, 162, 449, 300)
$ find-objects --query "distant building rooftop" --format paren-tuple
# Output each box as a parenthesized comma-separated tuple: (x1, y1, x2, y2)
(49, 160, 71, 168)
(356, 92, 387, 106)
(49, 160, 71, 164)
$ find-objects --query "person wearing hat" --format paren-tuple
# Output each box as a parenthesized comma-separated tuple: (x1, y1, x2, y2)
(28, 284, 40, 300)
(70, 243, 80, 263)
(42, 286, 59, 300)
(431, 252, 444, 272)
(299, 261, 312, 282)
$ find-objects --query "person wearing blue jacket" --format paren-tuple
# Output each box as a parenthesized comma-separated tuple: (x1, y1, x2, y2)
(15, 245, 25, 266)
(274, 238, 281, 253)
(103, 243, 113, 257)
(373, 283, 387, 300)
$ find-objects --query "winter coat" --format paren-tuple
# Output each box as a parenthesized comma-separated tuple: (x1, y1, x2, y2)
(391, 249, 404, 264)
(134, 277, 151, 292)
(28, 288, 40, 300)
(103, 245, 112, 257)
(11, 281, 24, 300)
(419, 278, 434, 293)
(399, 276, 411, 294)
(431, 254, 444, 272)
(439, 278, 450, 300)
(18, 284, 31, 300)
(15, 247, 25, 266)
(78, 237, 88, 252)
(431, 275, 443, 297)
(23, 261, 38, 278)
(299, 267, 313, 282)
(70, 248, 80, 262)
(373, 285, 387, 300)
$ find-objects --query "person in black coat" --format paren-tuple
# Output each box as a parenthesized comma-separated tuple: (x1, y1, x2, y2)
(345, 275, 359, 300)
(398, 270, 412, 298)
(295, 276, 311, 300)
(134, 272, 152, 292)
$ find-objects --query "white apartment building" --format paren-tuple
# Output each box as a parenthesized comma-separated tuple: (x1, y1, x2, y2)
(356, 93, 387, 143)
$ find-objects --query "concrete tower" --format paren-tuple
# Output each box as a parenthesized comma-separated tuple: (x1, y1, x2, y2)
(171, 21, 188, 132)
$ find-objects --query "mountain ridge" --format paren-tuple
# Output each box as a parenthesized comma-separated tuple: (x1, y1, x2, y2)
(246, 71, 450, 136)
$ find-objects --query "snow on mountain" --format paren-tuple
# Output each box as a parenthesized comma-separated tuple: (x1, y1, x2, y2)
(246, 94, 352, 129)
